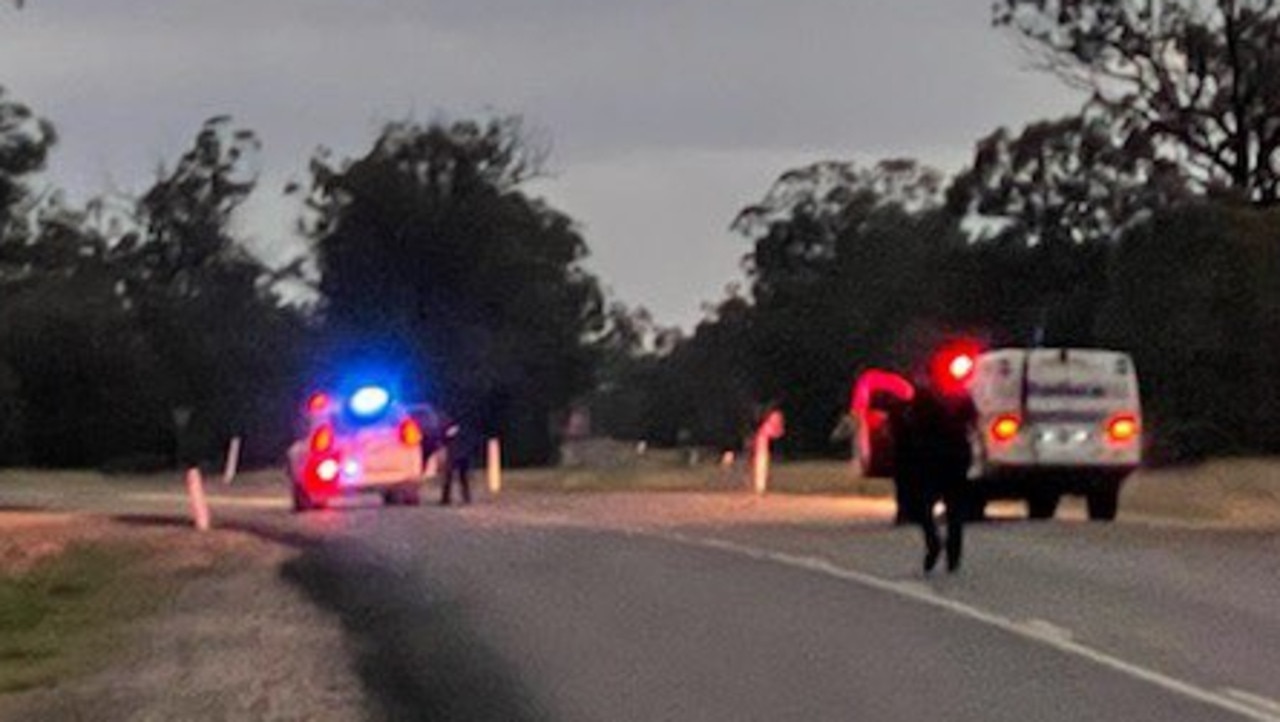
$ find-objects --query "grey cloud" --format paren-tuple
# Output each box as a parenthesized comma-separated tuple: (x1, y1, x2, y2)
(1, 0, 1081, 325)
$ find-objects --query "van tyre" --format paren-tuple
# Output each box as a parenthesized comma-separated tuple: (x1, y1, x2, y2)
(1027, 492, 1060, 520)
(1087, 479, 1122, 521)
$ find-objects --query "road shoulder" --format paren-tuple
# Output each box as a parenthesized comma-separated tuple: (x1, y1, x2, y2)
(0, 513, 367, 722)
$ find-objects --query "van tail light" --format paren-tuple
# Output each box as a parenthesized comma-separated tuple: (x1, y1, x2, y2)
(310, 424, 335, 453)
(400, 418, 423, 446)
(990, 414, 1021, 442)
(1106, 414, 1140, 443)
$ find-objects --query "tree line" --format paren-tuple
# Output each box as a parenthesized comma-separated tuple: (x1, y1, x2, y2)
(0, 98, 607, 468)
(592, 0, 1280, 464)
(3, 0, 1278, 469)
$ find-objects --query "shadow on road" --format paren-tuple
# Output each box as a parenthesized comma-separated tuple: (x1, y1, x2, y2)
(0, 504, 51, 513)
(111, 509, 550, 719)
(280, 537, 552, 722)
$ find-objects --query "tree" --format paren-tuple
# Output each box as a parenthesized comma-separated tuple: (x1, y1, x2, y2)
(0, 86, 57, 247)
(945, 114, 1193, 345)
(302, 116, 604, 464)
(126, 116, 308, 465)
(995, 0, 1280, 204)
(729, 159, 967, 454)
(948, 115, 1191, 247)
(1097, 202, 1280, 460)
(0, 115, 308, 467)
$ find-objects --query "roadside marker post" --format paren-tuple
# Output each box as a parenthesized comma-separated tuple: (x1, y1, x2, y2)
(753, 410, 786, 496)
(185, 467, 211, 532)
(487, 438, 502, 495)
(752, 433, 770, 495)
(222, 436, 241, 485)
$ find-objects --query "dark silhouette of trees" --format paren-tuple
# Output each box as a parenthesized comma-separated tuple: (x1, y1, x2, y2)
(300, 117, 604, 464)
(995, 0, 1280, 204)
(1, 111, 308, 467)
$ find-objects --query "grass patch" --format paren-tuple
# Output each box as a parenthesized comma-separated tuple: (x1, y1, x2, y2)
(0, 542, 181, 694)
(505, 459, 896, 497)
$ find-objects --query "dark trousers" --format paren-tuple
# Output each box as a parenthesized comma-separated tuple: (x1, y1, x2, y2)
(441, 458, 471, 504)
(920, 486, 965, 569)
(904, 469, 967, 570)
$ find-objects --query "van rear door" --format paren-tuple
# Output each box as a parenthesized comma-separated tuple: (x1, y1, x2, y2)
(1025, 349, 1141, 467)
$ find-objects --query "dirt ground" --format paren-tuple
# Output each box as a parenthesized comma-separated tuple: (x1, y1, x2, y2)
(0, 513, 367, 722)
(1123, 457, 1280, 526)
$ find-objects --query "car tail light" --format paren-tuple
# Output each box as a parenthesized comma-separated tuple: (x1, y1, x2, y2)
(314, 458, 340, 483)
(307, 392, 330, 414)
(400, 418, 423, 446)
(990, 414, 1021, 442)
(1106, 414, 1139, 443)
(310, 424, 335, 453)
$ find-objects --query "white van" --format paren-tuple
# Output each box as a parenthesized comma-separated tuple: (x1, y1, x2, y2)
(966, 348, 1142, 520)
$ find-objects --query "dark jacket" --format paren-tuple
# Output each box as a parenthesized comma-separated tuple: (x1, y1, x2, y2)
(895, 386, 977, 483)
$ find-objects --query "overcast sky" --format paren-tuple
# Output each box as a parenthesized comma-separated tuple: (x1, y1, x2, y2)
(0, 0, 1082, 327)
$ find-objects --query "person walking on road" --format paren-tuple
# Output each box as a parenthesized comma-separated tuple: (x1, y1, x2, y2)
(893, 372, 977, 573)
(440, 421, 473, 505)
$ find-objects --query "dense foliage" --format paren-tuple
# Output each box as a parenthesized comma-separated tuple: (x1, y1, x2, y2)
(4, 0, 1280, 469)
(301, 118, 605, 464)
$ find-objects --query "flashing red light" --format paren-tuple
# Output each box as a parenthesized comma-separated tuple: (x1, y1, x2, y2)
(1106, 414, 1140, 443)
(948, 353, 976, 382)
(307, 392, 330, 414)
(930, 339, 983, 392)
(314, 458, 340, 483)
(310, 424, 335, 453)
(990, 414, 1021, 442)
(400, 418, 423, 446)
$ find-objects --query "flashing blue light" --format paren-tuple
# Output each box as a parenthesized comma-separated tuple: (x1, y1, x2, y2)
(349, 386, 391, 417)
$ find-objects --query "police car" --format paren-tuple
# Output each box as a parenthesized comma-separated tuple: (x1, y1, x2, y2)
(854, 346, 1142, 522)
(285, 385, 426, 512)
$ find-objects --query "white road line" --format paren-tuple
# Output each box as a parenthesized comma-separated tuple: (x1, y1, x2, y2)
(1020, 618, 1075, 643)
(1225, 689, 1280, 717)
(655, 530, 1280, 722)
(127, 492, 288, 509)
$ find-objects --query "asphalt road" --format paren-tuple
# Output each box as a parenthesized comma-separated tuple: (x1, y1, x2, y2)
(6, 478, 1280, 721)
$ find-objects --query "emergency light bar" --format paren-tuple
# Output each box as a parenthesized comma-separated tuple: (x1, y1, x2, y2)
(349, 386, 392, 418)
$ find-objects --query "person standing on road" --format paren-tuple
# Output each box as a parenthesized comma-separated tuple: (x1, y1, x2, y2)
(440, 420, 473, 505)
(894, 371, 977, 573)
